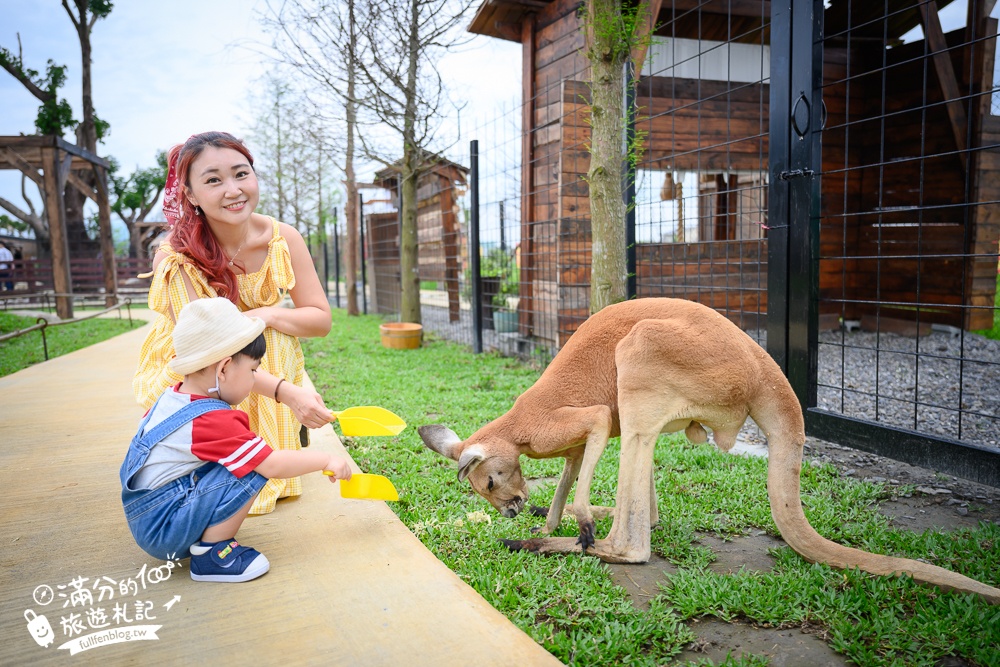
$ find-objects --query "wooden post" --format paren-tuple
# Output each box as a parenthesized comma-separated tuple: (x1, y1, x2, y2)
(41, 145, 73, 320)
(519, 17, 536, 334)
(440, 171, 461, 322)
(92, 164, 118, 307)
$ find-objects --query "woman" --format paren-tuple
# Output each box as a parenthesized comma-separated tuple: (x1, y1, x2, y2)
(134, 131, 333, 515)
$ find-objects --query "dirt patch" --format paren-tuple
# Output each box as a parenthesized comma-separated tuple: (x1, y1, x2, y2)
(607, 532, 782, 613)
(802, 436, 1000, 529)
(604, 432, 1000, 664)
(608, 554, 677, 610)
(674, 618, 848, 666)
(697, 532, 783, 575)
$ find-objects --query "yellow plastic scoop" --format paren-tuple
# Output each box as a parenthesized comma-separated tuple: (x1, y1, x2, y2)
(324, 472, 399, 501)
(330, 406, 406, 436)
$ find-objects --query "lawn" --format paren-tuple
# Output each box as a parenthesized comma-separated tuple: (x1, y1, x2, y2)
(0, 309, 146, 377)
(305, 310, 1000, 667)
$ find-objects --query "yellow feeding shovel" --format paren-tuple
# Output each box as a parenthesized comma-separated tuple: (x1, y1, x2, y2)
(323, 472, 399, 501)
(330, 406, 406, 437)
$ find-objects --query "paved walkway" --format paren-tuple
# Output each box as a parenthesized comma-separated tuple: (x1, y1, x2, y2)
(0, 322, 561, 666)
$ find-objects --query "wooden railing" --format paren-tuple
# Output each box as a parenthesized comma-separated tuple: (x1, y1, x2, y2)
(1, 257, 151, 294)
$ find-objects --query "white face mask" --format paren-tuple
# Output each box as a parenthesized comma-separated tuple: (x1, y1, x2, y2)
(207, 359, 225, 401)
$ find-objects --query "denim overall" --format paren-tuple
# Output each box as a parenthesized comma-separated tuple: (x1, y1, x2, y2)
(121, 396, 268, 560)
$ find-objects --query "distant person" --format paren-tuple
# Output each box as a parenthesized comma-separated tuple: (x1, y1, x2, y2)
(121, 298, 352, 581)
(133, 131, 334, 516)
(0, 241, 13, 291)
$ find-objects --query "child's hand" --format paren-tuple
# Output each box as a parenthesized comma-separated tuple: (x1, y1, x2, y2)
(323, 456, 352, 482)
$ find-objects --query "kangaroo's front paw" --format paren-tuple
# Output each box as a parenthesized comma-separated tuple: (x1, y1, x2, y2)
(528, 505, 549, 518)
(575, 520, 596, 551)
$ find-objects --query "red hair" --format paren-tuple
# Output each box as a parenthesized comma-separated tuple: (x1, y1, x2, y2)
(166, 132, 255, 303)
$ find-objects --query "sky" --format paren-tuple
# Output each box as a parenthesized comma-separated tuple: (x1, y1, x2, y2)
(0, 0, 522, 224)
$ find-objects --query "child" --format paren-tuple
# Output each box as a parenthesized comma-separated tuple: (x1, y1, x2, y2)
(121, 298, 352, 582)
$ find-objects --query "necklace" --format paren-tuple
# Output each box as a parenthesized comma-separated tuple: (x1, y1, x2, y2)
(226, 225, 250, 267)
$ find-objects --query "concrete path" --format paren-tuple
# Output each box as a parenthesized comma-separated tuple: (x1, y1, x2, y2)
(0, 322, 561, 666)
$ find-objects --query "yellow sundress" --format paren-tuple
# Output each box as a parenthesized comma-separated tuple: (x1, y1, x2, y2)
(133, 218, 304, 515)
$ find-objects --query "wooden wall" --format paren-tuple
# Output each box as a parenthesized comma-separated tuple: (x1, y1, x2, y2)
(524, 0, 773, 345)
(820, 25, 1000, 330)
(518, 1, 998, 346)
(369, 168, 466, 321)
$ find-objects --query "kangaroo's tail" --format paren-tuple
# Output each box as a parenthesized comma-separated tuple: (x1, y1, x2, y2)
(756, 380, 1000, 604)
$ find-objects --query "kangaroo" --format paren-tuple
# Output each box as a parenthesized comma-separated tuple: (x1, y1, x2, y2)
(419, 298, 1000, 604)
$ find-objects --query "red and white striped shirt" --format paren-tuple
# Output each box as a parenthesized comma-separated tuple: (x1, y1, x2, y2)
(131, 384, 274, 490)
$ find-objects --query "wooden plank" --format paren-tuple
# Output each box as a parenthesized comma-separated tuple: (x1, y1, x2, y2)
(632, 0, 664, 75)
(0, 147, 44, 187)
(41, 146, 73, 319)
(521, 16, 537, 331)
(917, 1, 967, 172)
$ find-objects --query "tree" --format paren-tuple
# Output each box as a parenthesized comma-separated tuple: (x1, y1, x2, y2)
(0, 39, 75, 249)
(61, 0, 112, 254)
(260, 0, 365, 315)
(0, 38, 77, 137)
(248, 73, 336, 244)
(0, 179, 49, 246)
(581, 0, 652, 313)
(0, 0, 112, 256)
(354, 0, 474, 324)
(110, 152, 168, 259)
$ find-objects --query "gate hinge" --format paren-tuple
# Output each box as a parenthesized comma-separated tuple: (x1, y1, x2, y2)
(778, 168, 815, 181)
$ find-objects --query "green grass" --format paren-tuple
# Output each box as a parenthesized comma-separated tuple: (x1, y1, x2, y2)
(0, 311, 145, 376)
(973, 273, 1000, 340)
(305, 311, 1000, 667)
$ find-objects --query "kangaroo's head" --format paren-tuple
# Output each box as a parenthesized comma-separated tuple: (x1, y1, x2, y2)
(418, 424, 527, 518)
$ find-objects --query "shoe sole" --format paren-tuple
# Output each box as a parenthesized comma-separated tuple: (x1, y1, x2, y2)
(191, 554, 270, 583)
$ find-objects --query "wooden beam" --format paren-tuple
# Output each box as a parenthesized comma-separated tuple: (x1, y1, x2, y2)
(0, 148, 44, 188)
(41, 146, 73, 319)
(65, 170, 98, 203)
(57, 150, 73, 191)
(918, 0, 968, 172)
(520, 16, 536, 335)
(632, 0, 664, 75)
(491, 20, 523, 42)
(93, 164, 118, 306)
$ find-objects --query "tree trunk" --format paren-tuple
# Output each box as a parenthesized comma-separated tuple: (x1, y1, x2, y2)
(398, 0, 422, 325)
(399, 150, 420, 324)
(585, 0, 628, 314)
(344, 0, 360, 316)
(66, 0, 101, 258)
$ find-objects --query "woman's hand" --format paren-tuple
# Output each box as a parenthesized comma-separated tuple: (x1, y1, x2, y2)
(281, 382, 334, 429)
(242, 306, 277, 328)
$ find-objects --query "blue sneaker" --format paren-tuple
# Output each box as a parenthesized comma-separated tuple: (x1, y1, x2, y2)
(189, 539, 270, 582)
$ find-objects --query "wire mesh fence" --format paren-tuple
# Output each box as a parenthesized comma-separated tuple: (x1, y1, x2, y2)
(321, 1, 1000, 470)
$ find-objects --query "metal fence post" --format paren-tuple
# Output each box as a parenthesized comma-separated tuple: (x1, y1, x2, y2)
(470, 139, 483, 353)
(624, 59, 637, 300)
(359, 193, 367, 315)
(332, 207, 341, 309)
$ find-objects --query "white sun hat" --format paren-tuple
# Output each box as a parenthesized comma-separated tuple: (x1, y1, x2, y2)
(169, 297, 266, 375)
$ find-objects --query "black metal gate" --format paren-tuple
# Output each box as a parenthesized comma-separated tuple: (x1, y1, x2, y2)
(769, 0, 1000, 487)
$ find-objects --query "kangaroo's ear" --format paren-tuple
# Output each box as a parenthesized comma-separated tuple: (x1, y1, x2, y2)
(418, 424, 463, 461)
(457, 445, 485, 482)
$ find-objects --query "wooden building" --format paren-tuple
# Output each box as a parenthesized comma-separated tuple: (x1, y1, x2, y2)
(366, 155, 469, 319)
(0, 135, 116, 318)
(469, 0, 1000, 345)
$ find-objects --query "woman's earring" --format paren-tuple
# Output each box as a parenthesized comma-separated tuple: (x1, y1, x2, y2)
(194, 205, 203, 217)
